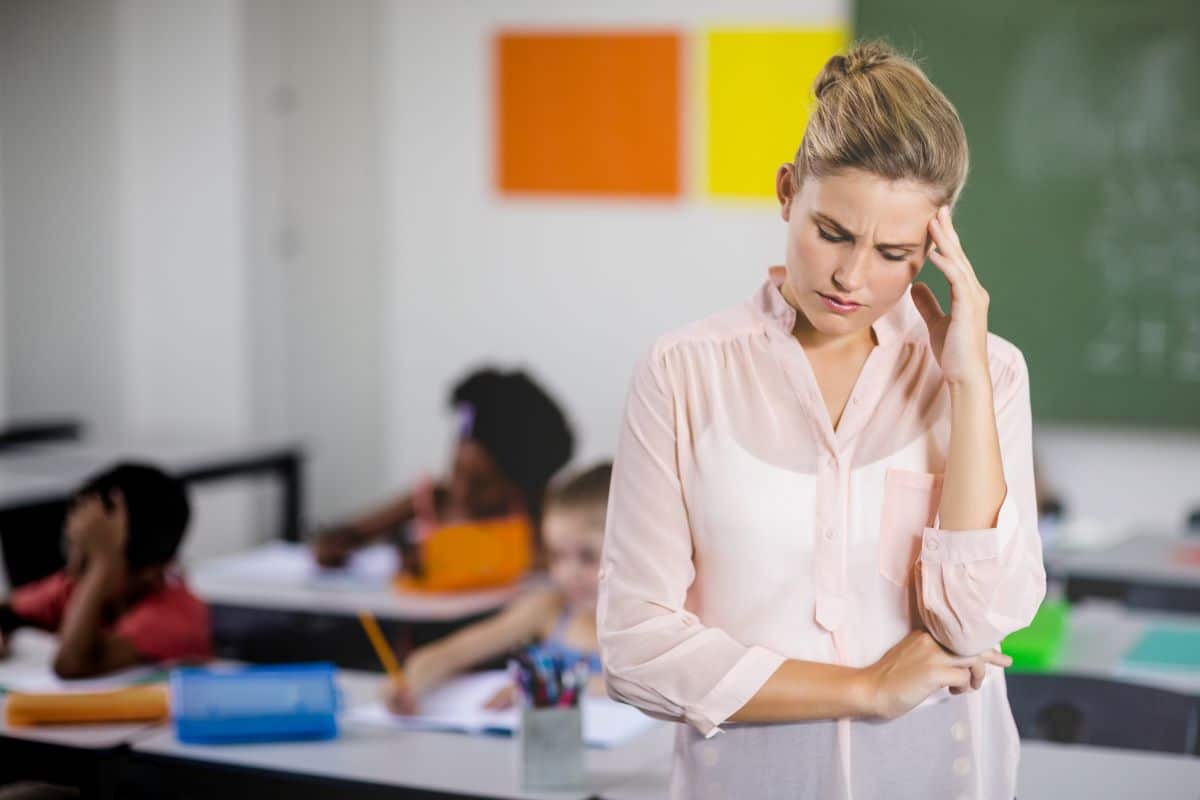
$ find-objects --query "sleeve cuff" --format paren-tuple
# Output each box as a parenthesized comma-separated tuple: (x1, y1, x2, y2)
(921, 485, 1018, 565)
(686, 645, 787, 738)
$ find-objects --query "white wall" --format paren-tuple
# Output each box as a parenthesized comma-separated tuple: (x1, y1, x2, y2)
(0, 0, 125, 433)
(243, 0, 386, 525)
(1036, 425, 1200, 533)
(0, 111, 7, 424)
(0, 0, 261, 561)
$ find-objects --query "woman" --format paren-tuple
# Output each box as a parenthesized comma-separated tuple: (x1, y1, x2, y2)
(598, 41, 1045, 799)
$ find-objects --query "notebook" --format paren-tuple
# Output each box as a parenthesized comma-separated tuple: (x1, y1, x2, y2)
(342, 670, 658, 748)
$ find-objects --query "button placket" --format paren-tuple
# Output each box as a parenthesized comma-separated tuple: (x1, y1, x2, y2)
(813, 450, 846, 632)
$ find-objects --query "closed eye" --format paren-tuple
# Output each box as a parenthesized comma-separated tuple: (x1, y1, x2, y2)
(817, 226, 850, 244)
(880, 251, 910, 262)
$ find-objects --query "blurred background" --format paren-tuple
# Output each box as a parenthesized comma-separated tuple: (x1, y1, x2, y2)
(0, 0, 1197, 577)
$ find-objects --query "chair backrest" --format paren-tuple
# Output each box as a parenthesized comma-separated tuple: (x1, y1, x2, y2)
(1006, 672, 1199, 755)
(0, 501, 69, 589)
(0, 420, 83, 453)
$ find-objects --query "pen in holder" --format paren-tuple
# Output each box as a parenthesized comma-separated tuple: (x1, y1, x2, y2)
(511, 646, 589, 790)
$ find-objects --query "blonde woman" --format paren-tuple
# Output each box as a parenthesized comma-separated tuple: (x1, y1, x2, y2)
(598, 41, 1044, 799)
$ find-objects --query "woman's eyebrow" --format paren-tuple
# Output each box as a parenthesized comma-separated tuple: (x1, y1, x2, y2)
(812, 211, 922, 249)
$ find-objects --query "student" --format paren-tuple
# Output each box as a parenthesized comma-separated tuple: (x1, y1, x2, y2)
(0, 463, 211, 678)
(598, 41, 1044, 799)
(384, 462, 611, 714)
(312, 368, 575, 583)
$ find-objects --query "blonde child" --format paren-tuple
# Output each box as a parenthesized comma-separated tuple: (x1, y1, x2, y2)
(385, 462, 610, 713)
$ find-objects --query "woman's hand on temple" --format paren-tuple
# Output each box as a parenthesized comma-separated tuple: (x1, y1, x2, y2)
(912, 206, 992, 388)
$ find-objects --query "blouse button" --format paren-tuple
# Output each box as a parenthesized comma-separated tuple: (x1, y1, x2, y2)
(823, 528, 836, 541)
(925, 537, 939, 551)
(952, 756, 971, 777)
(950, 721, 968, 741)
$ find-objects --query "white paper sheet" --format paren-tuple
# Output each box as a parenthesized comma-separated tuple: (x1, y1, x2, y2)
(341, 670, 658, 748)
(194, 542, 399, 591)
(0, 629, 163, 693)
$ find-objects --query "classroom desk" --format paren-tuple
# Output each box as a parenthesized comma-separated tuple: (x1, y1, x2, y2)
(190, 542, 523, 621)
(191, 543, 526, 668)
(125, 669, 674, 800)
(1051, 600, 1200, 694)
(124, 669, 1200, 800)
(0, 630, 165, 796)
(0, 436, 305, 542)
(1046, 534, 1200, 611)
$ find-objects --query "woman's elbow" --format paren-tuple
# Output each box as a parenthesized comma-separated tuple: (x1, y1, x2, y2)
(918, 564, 1046, 656)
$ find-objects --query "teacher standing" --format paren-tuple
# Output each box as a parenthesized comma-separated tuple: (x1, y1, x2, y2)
(598, 41, 1045, 800)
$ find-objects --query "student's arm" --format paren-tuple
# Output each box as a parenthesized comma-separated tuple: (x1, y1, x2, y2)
(386, 587, 560, 714)
(405, 587, 561, 693)
(53, 493, 142, 679)
(313, 492, 417, 567)
(911, 207, 1046, 656)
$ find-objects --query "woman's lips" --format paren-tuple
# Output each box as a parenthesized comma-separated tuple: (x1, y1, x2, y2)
(817, 291, 862, 313)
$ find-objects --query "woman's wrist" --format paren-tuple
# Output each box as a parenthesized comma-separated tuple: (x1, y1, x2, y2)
(849, 663, 881, 719)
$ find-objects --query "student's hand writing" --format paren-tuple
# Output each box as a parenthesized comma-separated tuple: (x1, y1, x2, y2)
(384, 678, 420, 716)
(912, 206, 991, 388)
(483, 683, 517, 710)
(312, 526, 362, 568)
(66, 491, 128, 562)
(864, 630, 1011, 720)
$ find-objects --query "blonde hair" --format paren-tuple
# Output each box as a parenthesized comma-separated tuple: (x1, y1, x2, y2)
(792, 40, 969, 208)
(545, 461, 612, 521)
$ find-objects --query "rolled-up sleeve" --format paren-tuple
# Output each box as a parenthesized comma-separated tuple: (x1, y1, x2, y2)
(916, 350, 1047, 656)
(597, 347, 786, 738)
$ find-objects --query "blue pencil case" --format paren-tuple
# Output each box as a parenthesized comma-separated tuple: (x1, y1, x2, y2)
(170, 662, 341, 744)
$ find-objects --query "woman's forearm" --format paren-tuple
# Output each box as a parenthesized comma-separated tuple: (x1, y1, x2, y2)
(938, 376, 1006, 531)
(728, 659, 875, 724)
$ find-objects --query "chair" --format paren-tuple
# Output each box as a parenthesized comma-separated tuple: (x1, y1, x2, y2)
(1006, 672, 1199, 755)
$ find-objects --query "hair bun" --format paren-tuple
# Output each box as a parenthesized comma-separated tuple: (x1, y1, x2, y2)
(814, 40, 896, 99)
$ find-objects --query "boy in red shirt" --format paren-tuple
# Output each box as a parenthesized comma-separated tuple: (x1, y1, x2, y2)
(0, 463, 211, 677)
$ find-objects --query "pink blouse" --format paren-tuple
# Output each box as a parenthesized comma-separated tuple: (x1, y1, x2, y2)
(598, 267, 1046, 799)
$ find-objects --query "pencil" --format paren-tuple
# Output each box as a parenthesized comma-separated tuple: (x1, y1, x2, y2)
(357, 609, 406, 686)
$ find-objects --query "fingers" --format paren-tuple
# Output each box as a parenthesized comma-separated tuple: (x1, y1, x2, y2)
(910, 281, 945, 324)
(940, 666, 972, 691)
(106, 489, 127, 518)
(385, 683, 418, 715)
(928, 207, 983, 290)
(981, 649, 1013, 668)
(969, 660, 986, 690)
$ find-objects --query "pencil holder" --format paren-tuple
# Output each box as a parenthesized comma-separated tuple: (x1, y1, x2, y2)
(517, 705, 585, 789)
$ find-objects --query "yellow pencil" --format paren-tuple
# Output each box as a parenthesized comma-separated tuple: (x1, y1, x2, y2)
(357, 610, 406, 687)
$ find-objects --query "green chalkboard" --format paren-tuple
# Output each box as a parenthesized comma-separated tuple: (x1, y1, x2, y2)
(855, 0, 1200, 427)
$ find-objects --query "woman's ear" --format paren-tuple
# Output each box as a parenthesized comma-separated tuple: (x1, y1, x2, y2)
(776, 164, 796, 220)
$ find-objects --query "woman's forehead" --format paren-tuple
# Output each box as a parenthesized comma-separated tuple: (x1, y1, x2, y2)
(802, 170, 938, 239)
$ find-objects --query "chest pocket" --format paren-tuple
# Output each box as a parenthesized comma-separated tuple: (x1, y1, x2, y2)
(878, 468, 944, 586)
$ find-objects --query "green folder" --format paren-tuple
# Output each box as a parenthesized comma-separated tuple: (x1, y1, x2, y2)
(1001, 599, 1068, 672)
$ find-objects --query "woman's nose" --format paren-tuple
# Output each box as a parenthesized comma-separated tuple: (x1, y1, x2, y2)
(832, 247, 869, 292)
